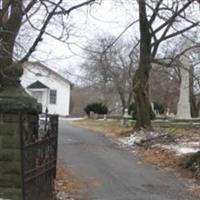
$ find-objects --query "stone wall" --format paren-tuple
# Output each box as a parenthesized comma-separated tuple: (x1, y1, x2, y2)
(0, 113, 22, 200)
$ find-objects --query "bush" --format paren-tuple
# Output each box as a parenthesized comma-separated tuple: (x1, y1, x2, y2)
(153, 102, 165, 114)
(150, 107, 156, 120)
(128, 103, 137, 120)
(128, 103, 156, 120)
(84, 102, 108, 116)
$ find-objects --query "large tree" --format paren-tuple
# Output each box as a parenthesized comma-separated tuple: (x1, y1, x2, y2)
(132, 0, 199, 129)
(0, 0, 95, 89)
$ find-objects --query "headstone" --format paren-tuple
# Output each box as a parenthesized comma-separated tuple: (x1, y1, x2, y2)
(94, 113, 98, 119)
(121, 108, 131, 126)
(176, 55, 191, 119)
(151, 102, 157, 115)
(166, 108, 170, 116)
(123, 109, 130, 119)
(89, 111, 95, 119)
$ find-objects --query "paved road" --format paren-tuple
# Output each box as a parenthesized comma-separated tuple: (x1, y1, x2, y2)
(58, 120, 198, 200)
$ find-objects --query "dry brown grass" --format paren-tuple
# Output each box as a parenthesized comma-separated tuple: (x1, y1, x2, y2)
(72, 119, 133, 137)
(139, 148, 183, 168)
(157, 127, 200, 138)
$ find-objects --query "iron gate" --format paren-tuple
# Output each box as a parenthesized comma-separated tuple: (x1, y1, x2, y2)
(20, 112, 58, 200)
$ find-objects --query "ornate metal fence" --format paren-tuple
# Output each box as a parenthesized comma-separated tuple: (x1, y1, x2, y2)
(20, 112, 58, 200)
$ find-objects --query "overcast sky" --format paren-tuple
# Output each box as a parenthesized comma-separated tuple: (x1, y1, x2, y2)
(29, 0, 137, 82)
(21, 0, 200, 84)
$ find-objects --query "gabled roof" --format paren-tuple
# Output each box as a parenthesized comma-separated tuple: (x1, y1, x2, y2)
(24, 61, 73, 87)
(27, 81, 49, 89)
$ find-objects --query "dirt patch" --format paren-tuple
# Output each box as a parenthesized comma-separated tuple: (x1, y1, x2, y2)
(55, 162, 87, 200)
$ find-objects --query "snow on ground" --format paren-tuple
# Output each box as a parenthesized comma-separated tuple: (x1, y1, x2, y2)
(56, 192, 74, 200)
(60, 117, 85, 121)
(0, 199, 11, 200)
(118, 130, 200, 155)
(158, 143, 200, 155)
(118, 130, 159, 146)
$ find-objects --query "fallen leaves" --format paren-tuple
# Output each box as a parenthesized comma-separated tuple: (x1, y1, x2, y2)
(55, 162, 87, 200)
(139, 148, 182, 168)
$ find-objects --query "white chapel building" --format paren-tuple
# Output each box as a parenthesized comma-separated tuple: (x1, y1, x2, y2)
(21, 62, 72, 116)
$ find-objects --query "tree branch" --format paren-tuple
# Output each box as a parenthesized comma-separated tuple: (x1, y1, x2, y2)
(152, 1, 193, 35)
(55, 0, 95, 15)
(20, 0, 63, 62)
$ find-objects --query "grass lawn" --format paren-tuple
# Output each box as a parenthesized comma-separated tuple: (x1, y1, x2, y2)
(72, 119, 200, 138)
(72, 119, 133, 137)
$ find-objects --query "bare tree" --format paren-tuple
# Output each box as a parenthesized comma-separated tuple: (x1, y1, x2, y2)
(150, 64, 180, 114)
(131, 0, 200, 129)
(0, 0, 96, 89)
(82, 36, 138, 113)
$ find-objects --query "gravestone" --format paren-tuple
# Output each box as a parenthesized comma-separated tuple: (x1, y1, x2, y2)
(122, 108, 131, 127)
(176, 55, 191, 119)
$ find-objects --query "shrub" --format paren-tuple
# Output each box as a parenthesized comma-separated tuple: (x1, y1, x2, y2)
(128, 103, 137, 120)
(153, 102, 165, 114)
(128, 103, 156, 120)
(84, 102, 108, 116)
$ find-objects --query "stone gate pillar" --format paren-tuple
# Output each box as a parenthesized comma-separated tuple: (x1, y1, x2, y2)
(0, 84, 41, 200)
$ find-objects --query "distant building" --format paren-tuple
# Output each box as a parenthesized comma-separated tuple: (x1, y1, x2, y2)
(21, 62, 72, 116)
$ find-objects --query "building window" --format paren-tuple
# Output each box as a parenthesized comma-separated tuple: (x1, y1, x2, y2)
(49, 90, 57, 104)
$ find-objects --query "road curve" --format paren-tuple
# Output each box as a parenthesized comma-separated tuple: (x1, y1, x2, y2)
(58, 120, 198, 200)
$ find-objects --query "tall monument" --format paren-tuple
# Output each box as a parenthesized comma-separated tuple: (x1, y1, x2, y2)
(176, 55, 191, 119)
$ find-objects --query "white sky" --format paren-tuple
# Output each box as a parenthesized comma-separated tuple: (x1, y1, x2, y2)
(22, 0, 200, 84)
(30, 0, 137, 82)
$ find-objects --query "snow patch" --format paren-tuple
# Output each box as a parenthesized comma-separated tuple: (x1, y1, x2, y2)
(56, 192, 74, 200)
(158, 144, 200, 155)
(0, 199, 11, 200)
(60, 117, 85, 121)
(118, 130, 200, 155)
(118, 130, 159, 146)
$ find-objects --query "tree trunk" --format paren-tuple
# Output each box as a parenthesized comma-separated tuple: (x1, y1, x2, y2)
(0, 1, 23, 88)
(189, 65, 199, 118)
(133, 0, 152, 129)
(133, 66, 151, 129)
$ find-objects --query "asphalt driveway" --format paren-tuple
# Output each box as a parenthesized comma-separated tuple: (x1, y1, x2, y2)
(58, 119, 198, 200)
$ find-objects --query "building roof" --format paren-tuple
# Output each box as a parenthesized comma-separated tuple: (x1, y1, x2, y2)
(24, 62, 73, 87)
(27, 81, 49, 89)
